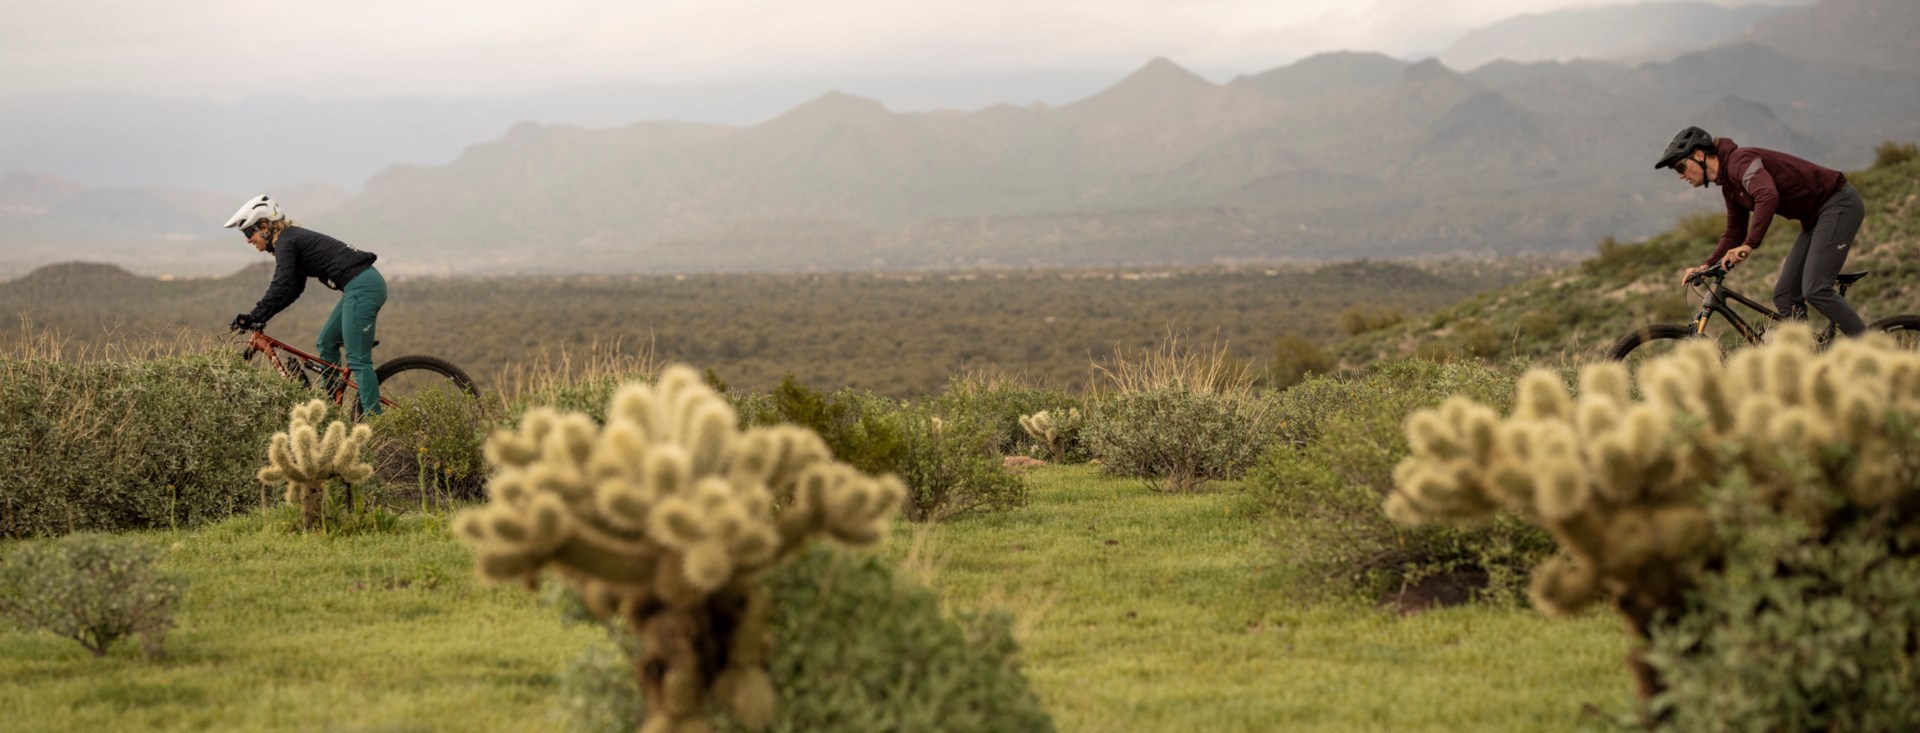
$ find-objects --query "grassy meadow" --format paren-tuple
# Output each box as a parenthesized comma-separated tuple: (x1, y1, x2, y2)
(0, 467, 1627, 733)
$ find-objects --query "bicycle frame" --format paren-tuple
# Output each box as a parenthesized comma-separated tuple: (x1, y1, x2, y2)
(1687, 270, 1844, 346)
(239, 330, 397, 409)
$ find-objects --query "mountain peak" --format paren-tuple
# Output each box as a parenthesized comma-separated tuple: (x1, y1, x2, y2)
(1232, 51, 1408, 100)
(1067, 56, 1214, 114)
(1402, 58, 1465, 83)
(1111, 57, 1211, 94)
(760, 91, 894, 130)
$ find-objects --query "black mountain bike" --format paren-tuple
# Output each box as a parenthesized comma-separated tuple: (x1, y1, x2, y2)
(1607, 263, 1920, 361)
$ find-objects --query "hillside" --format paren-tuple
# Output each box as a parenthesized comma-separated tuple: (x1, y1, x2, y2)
(1739, 0, 1920, 74)
(1334, 149, 1920, 365)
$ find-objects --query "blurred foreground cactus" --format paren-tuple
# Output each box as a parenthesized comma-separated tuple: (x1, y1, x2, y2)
(258, 400, 374, 531)
(455, 365, 905, 733)
(1387, 327, 1920, 703)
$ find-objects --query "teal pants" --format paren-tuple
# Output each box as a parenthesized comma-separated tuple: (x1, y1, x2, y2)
(316, 267, 388, 415)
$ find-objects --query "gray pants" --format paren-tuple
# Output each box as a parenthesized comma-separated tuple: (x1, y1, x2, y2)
(1773, 182, 1866, 337)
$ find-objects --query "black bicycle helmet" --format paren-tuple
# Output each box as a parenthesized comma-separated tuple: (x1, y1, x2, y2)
(1656, 126, 1716, 170)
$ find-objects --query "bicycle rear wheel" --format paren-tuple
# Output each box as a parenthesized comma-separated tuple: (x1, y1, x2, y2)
(1867, 314, 1920, 349)
(363, 354, 492, 505)
(374, 354, 478, 401)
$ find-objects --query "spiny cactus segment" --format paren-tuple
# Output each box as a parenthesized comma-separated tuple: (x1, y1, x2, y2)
(1019, 408, 1080, 461)
(1387, 326, 1920, 697)
(456, 365, 906, 733)
(257, 399, 374, 530)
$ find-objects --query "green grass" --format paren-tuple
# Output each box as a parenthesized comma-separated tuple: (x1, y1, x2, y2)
(0, 513, 598, 733)
(887, 466, 1630, 733)
(2, 468, 1630, 732)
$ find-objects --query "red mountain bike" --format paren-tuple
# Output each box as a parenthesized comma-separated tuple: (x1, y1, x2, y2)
(232, 324, 477, 412)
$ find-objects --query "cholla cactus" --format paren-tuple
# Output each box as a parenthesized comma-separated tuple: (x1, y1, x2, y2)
(1386, 326, 1920, 699)
(1018, 408, 1081, 462)
(456, 365, 906, 733)
(258, 399, 374, 531)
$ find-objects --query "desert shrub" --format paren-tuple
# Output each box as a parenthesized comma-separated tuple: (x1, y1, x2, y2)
(1386, 327, 1920, 715)
(1269, 333, 1336, 390)
(929, 378, 1085, 461)
(1645, 477, 1920, 732)
(748, 376, 906, 476)
(0, 352, 306, 538)
(364, 386, 497, 505)
(1519, 310, 1561, 341)
(1339, 304, 1406, 336)
(1250, 359, 1552, 603)
(1092, 330, 1254, 395)
(1083, 387, 1280, 493)
(1455, 318, 1502, 358)
(504, 375, 628, 424)
(893, 407, 1029, 522)
(0, 533, 184, 659)
(1873, 140, 1919, 169)
(557, 547, 1053, 733)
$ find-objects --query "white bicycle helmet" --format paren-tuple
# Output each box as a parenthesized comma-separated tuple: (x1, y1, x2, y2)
(223, 194, 284, 231)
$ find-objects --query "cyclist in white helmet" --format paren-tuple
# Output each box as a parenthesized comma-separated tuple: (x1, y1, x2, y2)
(224, 194, 389, 415)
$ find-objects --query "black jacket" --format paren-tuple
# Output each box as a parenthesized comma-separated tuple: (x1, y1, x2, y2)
(248, 226, 378, 322)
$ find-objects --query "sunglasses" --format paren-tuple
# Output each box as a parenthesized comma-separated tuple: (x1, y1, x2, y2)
(242, 224, 261, 237)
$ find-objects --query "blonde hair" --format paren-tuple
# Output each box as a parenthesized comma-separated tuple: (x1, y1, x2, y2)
(260, 218, 300, 247)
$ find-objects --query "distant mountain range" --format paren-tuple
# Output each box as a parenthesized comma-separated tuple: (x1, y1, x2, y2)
(0, 0, 1914, 277)
(1438, 1, 1801, 70)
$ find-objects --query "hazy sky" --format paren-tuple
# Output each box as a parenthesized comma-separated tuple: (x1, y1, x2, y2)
(4, 0, 1807, 100)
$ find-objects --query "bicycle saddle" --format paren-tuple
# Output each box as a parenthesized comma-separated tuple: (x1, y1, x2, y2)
(1837, 271, 1868, 285)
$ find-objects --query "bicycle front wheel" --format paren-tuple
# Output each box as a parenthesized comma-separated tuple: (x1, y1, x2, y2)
(1606, 323, 1704, 362)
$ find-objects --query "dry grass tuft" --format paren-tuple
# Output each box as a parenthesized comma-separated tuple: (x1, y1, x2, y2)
(1091, 327, 1254, 396)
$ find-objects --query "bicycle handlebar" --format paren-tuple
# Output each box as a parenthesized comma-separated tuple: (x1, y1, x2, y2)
(1686, 263, 1730, 286)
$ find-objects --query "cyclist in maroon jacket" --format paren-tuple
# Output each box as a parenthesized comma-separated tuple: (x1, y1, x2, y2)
(1657, 126, 1866, 336)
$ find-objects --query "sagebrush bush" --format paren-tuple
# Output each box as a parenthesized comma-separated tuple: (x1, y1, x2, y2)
(456, 365, 907, 733)
(893, 408, 1029, 522)
(0, 352, 305, 537)
(1083, 387, 1279, 493)
(0, 533, 185, 659)
(557, 546, 1054, 733)
(1386, 327, 1920, 712)
(1250, 359, 1552, 603)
